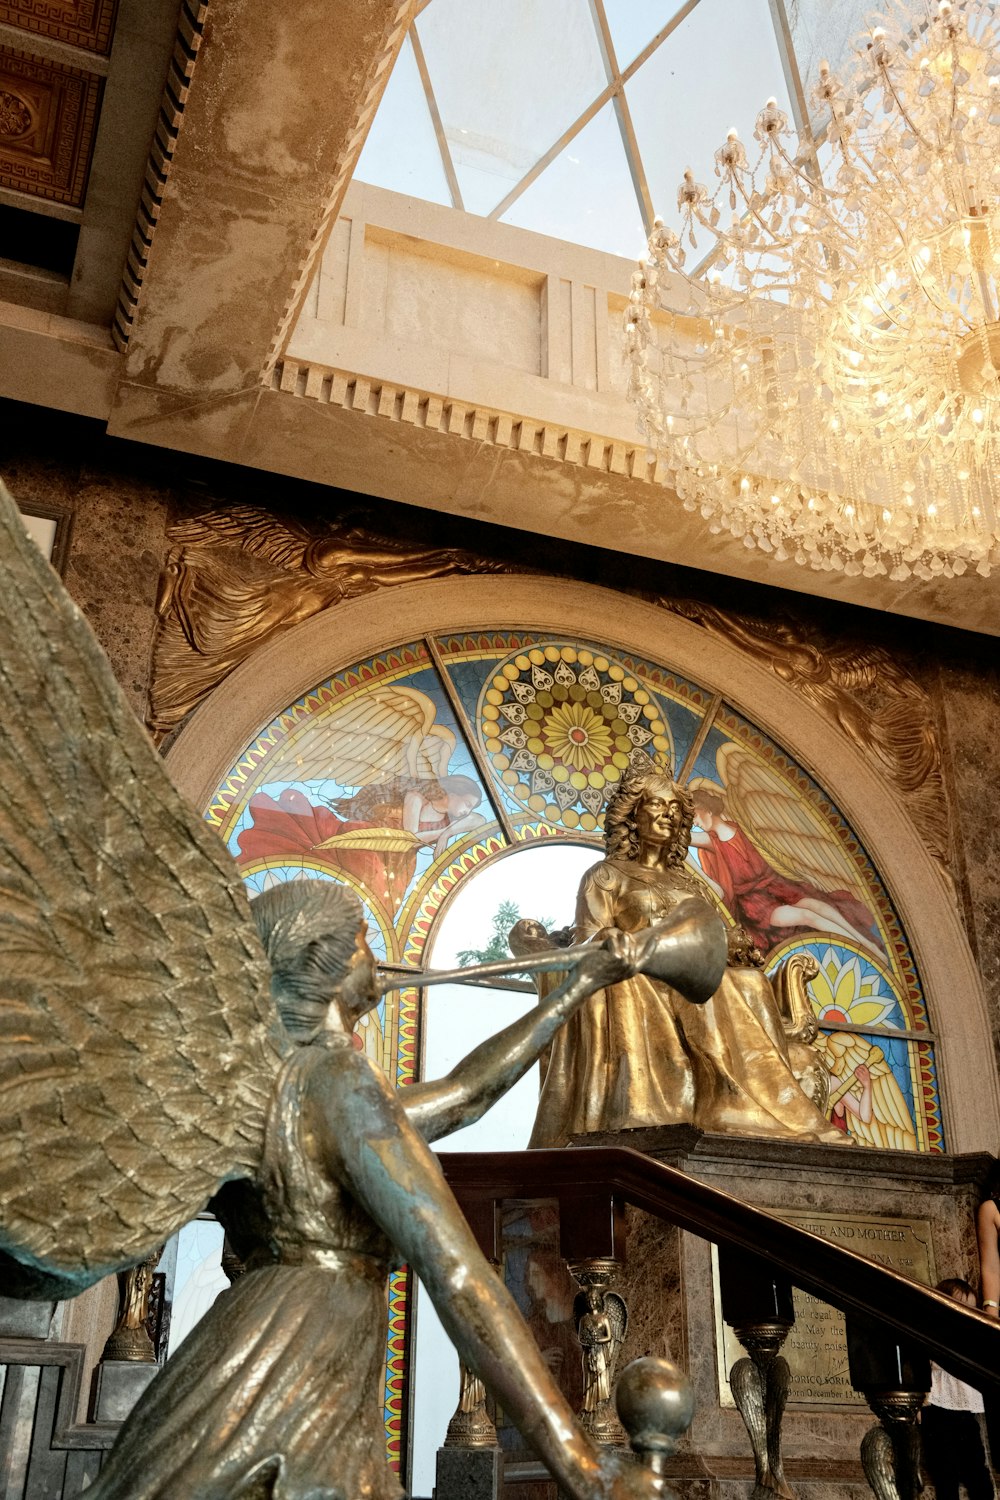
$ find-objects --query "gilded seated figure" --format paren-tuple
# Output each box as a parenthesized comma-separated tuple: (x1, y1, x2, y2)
(524, 764, 844, 1148)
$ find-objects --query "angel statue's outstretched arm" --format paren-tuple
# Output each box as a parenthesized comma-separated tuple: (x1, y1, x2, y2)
(86, 880, 667, 1500)
(310, 1025, 657, 1500)
(403, 935, 637, 1142)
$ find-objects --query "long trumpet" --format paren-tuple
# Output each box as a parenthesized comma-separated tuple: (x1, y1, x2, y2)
(377, 898, 727, 1007)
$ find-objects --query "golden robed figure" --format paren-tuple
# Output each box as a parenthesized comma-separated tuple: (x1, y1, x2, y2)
(521, 765, 845, 1148)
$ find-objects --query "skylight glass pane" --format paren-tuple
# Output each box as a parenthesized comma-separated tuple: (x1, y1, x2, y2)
(499, 100, 646, 260)
(418, 0, 609, 216)
(626, 0, 793, 249)
(603, 0, 691, 71)
(354, 32, 453, 206)
(787, 0, 883, 110)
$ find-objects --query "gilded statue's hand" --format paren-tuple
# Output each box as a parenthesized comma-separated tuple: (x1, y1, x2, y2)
(577, 929, 639, 987)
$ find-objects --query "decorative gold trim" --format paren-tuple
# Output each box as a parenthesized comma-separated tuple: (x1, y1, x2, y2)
(148, 502, 514, 737)
(656, 599, 952, 881)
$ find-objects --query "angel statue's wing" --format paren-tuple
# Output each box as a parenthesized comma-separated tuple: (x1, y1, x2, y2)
(605, 1290, 628, 1345)
(716, 741, 869, 902)
(0, 482, 284, 1301)
(288, 682, 456, 786)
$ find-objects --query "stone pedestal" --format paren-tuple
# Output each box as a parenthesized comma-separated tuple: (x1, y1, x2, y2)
(0, 1295, 54, 1340)
(91, 1359, 160, 1423)
(435, 1444, 502, 1499)
(496, 1128, 990, 1500)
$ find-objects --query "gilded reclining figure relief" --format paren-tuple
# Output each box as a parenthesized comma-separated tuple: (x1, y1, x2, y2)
(0, 482, 725, 1499)
(149, 503, 512, 735)
(519, 764, 847, 1148)
(658, 597, 950, 880)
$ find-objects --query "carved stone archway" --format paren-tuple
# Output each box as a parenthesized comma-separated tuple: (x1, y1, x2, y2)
(165, 575, 997, 1154)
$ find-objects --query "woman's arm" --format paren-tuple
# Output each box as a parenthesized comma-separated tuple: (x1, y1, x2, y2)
(403, 940, 634, 1142)
(432, 810, 484, 856)
(315, 1055, 657, 1500)
(400, 788, 428, 834)
(977, 1200, 1000, 1314)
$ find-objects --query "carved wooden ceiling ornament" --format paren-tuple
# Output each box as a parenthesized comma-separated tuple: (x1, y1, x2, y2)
(0, 46, 100, 206)
(0, 0, 119, 56)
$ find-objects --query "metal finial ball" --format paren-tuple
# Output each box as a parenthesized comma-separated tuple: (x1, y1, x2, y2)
(615, 1356, 695, 1458)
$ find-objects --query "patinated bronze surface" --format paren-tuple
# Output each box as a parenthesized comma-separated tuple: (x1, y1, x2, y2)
(149, 503, 512, 734)
(0, 478, 717, 1498)
(527, 764, 845, 1148)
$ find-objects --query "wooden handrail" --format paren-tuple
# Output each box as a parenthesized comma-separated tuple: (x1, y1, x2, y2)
(439, 1146, 1000, 1391)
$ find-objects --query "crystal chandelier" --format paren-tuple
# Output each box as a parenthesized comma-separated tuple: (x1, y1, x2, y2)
(624, 0, 1000, 580)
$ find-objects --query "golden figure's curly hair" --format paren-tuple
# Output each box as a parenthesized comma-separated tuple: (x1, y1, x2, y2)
(603, 763, 693, 866)
(250, 880, 363, 1041)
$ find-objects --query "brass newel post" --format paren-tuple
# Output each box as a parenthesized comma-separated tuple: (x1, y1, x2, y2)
(101, 1248, 162, 1363)
(846, 1313, 930, 1500)
(719, 1246, 796, 1500)
(436, 1198, 502, 1499)
(561, 1190, 630, 1447)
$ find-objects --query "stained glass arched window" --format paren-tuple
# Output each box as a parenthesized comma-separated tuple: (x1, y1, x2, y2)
(206, 629, 941, 1470)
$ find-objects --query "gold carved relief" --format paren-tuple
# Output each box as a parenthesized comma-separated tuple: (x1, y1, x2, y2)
(657, 599, 951, 878)
(148, 505, 513, 736)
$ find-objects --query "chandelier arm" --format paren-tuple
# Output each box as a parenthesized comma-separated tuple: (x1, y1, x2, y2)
(875, 55, 938, 154)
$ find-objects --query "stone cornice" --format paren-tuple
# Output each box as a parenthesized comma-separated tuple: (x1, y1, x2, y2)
(269, 355, 664, 485)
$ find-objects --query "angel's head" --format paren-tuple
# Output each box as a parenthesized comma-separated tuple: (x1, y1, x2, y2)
(687, 778, 727, 831)
(250, 881, 376, 1041)
(604, 765, 692, 866)
(436, 774, 482, 820)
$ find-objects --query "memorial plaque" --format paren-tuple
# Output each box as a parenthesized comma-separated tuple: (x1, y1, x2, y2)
(713, 1211, 935, 1408)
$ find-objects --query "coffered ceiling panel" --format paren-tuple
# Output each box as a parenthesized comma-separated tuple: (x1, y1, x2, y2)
(0, 46, 101, 205)
(0, 0, 119, 56)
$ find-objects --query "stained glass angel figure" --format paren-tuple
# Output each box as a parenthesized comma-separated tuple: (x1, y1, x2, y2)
(0, 482, 717, 1500)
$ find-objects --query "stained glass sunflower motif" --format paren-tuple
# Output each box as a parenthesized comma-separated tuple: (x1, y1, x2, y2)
(477, 644, 672, 831)
(766, 940, 907, 1031)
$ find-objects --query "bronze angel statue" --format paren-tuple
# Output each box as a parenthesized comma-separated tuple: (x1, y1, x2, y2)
(575, 1280, 629, 1440)
(0, 481, 725, 1498)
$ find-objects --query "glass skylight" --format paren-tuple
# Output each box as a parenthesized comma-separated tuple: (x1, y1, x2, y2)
(353, 0, 880, 261)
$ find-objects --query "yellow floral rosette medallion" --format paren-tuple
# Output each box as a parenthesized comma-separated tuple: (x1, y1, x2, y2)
(477, 643, 673, 831)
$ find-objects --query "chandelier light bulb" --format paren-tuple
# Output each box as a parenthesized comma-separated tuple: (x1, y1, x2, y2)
(624, 0, 1000, 581)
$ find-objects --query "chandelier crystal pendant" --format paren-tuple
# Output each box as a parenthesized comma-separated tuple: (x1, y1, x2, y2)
(625, 0, 1000, 581)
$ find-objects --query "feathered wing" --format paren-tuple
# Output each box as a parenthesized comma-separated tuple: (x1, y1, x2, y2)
(0, 482, 284, 1298)
(716, 741, 870, 902)
(167, 505, 314, 570)
(820, 1034, 917, 1151)
(288, 682, 455, 786)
